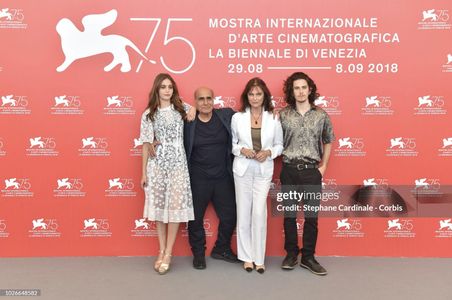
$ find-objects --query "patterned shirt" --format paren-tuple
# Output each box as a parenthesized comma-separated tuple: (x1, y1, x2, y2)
(280, 106, 335, 164)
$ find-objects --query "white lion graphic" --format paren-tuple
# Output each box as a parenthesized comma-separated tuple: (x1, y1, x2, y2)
(314, 96, 328, 107)
(422, 9, 438, 22)
(0, 8, 12, 20)
(336, 219, 351, 230)
(213, 96, 225, 108)
(390, 137, 405, 149)
(418, 96, 433, 107)
(56, 9, 155, 72)
(443, 138, 452, 148)
(338, 137, 353, 149)
(365, 96, 380, 107)
(447, 54, 452, 65)
(32, 219, 47, 230)
(82, 137, 97, 149)
(387, 219, 402, 230)
(135, 218, 149, 229)
(1, 95, 16, 106)
(54, 95, 69, 107)
(107, 96, 122, 107)
(84, 218, 98, 229)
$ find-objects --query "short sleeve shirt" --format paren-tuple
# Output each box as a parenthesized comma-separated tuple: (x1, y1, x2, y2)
(280, 106, 335, 164)
(190, 113, 229, 180)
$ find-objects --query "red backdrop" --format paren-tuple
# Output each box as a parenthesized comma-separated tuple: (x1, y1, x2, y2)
(0, 0, 451, 257)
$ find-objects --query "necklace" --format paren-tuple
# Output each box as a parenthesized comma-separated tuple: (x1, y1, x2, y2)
(251, 109, 263, 125)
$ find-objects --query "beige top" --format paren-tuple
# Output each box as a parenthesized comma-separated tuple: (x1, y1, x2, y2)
(251, 127, 262, 152)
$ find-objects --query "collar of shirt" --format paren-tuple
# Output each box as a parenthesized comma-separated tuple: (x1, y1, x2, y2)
(294, 104, 316, 115)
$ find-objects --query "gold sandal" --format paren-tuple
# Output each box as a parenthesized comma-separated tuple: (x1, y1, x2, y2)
(154, 250, 165, 272)
(158, 252, 172, 275)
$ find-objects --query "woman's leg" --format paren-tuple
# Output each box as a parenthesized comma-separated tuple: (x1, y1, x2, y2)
(156, 221, 167, 251)
(157, 222, 179, 274)
(165, 222, 180, 254)
(154, 221, 167, 271)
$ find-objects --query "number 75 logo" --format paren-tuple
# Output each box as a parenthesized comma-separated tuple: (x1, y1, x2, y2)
(131, 17, 196, 74)
(56, 9, 196, 74)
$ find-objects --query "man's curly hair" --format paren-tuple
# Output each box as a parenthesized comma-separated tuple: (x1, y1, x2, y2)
(283, 72, 319, 108)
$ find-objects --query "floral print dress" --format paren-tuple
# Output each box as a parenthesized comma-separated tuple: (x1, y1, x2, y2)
(140, 105, 194, 223)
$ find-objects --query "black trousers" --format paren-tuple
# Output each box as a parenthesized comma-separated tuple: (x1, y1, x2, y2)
(188, 175, 236, 257)
(280, 164, 322, 259)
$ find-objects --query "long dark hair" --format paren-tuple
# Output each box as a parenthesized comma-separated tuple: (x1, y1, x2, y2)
(240, 77, 273, 112)
(283, 72, 319, 108)
(145, 73, 186, 121)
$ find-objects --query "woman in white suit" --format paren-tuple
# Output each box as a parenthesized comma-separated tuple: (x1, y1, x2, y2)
(231, 77, 283, 273)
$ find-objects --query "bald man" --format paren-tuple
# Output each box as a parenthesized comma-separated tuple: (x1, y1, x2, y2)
(184, 87, 238, 269)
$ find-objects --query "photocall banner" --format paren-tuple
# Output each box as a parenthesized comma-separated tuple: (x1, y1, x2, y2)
(0, 0, 451, 257)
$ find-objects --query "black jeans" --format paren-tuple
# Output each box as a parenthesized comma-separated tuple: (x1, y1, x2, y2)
(280, 164, 322, 259)
(188, 175, 236, 257)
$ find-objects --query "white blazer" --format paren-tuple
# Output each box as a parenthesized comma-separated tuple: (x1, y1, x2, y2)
(231, 109, 283, 177)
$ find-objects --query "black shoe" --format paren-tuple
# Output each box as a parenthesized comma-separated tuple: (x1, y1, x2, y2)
(192, 256, 206, 270)
(211, 249, 240, 263)
(281, 254, 298, 270)
(300, 257, 327, 276)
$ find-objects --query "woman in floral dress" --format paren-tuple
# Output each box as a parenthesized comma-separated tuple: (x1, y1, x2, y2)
(140, 73, 194, 274)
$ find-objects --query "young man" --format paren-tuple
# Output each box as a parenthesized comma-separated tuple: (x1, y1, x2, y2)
(279, 72, 335, 275)
(184, 87, 239, 269)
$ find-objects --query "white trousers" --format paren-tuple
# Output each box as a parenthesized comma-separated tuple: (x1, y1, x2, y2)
(234, 159, 272, 266)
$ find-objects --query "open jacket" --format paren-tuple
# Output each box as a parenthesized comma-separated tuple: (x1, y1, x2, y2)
(184, 108, 235, 178)
(231, 108, 283, 177)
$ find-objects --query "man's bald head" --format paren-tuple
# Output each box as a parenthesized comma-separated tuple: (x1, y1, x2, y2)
(194, 87, 214, 100)
(194, 86, 215, 117)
